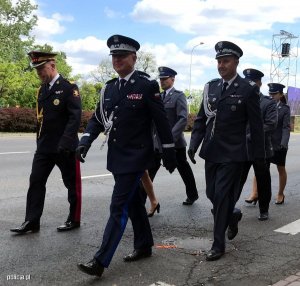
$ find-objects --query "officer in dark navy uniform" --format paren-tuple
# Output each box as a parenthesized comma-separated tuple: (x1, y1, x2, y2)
(76, 35, 176, 277)
(10, 51, 82, 234)
(268, 83, 290, 205)
(239, 68, 278, 221)
(147, 66, 198, 205)
(188, 41, 265, 261)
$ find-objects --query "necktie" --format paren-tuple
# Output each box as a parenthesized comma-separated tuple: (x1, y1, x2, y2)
(222, 82, 228, 94)
(119, 79, 126, 91)
(47, 83, 51, 90)
(162, 91, 166, 100)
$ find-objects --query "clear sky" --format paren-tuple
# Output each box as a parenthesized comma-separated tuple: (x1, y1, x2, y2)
(30, 0, 300, 94)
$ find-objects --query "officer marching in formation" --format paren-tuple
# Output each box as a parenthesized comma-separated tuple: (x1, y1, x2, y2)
(188, 41, 265, 261)
(76, 34, 176, 277)
(240, 68, 278, 221)
(268, 83, 291, 204)
(143, 66, 198, 208)
(10, 51, 82, 234)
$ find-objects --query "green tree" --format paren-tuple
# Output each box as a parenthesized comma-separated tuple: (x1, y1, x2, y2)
(184, 88, 203, 114)
(0, 0, 37, 62)
(79, 81, 100, 111)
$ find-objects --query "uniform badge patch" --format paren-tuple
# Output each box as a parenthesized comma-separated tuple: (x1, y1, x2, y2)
(73, 89, 80, 97)
(53, 99, 60, 105)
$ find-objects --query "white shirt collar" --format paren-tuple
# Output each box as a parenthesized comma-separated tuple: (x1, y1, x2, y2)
(119, 70, 135, 82)
(223, 74, 238, 87)
(49, 73, 60, 88)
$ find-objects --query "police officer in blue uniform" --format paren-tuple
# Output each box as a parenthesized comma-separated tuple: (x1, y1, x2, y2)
(76, 35, 176, 277)
(239, 68, 278, 221)
(188, 41, 265, 261)
(268, 83, 290, 204)
(10, 51, 82, 234)
(145, 67, 198, 205)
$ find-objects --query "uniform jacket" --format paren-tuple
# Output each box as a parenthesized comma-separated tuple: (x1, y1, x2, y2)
(80, 71, 174, 174)
(271, 102, 290, 150)
(154, 87, 187, 149)
(189, 75, 265, 163)
(247, 93, 278, 159)
(36, 75, 81, 153)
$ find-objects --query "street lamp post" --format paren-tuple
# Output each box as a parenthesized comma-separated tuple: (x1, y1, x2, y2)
(188, 42, 204, 114)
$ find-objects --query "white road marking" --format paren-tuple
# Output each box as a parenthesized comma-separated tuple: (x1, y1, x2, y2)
(81, 174, 113, 180)
(149, 282, 176, 286)
(0, 151, 31, 155)
(274, 219, 300, 235)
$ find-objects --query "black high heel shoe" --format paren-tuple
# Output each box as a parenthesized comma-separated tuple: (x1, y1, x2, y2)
(147, 203, 160, 217)
(245, 198, 258, 205)
(275, 195, 285, 205)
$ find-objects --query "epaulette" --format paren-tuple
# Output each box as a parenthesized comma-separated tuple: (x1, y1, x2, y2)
(106, 78, 118, 84)
(173, 89, 182, 94)
(263, 95, 273, 100)
(137, 70, 151, 80)
(209, 78, 219, 83)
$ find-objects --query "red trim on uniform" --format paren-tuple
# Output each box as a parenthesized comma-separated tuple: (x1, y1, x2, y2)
(74, 159, 82, 222)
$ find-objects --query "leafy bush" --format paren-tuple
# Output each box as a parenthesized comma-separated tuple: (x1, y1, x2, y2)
(0, 108, 93, 133)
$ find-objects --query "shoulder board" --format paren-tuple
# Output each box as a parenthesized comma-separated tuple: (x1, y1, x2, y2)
(208, 78, 219, 83)
(263, 95, 272, 100)
(173, 89, 182, 94)
(137, 70, 151, 80)
(106, 78, 118, 84)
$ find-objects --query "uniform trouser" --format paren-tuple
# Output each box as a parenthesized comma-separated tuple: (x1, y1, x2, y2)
(141, 148, 198, 202)
(94, 172, 154, 268)
(25, 152, 82, 223)
(237, 160, 271, 213)
(205, 161, 243, 253)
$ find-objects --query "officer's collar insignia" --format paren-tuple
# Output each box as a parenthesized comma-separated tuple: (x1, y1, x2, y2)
(234, 82, 239, 87)
(130, 79, 135, 84)
(56, 81, 59, 84)
(212, 98, 216, 102)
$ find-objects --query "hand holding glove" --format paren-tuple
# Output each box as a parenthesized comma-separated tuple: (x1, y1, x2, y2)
(187, 148, 196, 164)
(162, 147, 177, 174)
(75, 145, 90, 163)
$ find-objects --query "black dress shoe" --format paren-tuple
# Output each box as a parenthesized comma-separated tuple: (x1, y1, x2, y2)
(77, 258, 104, 277)
(206, 249, 224, 261)
(10, 221, 40, 234)
(123, 248, 152, 262)
(258, 212, 269, 221)
(227, 212, 243, 240)
(182, 197, 198, 206)
(57, 221, 80, 231)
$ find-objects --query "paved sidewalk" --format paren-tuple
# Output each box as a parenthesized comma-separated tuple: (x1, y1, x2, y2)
(271, 272, 300, 286)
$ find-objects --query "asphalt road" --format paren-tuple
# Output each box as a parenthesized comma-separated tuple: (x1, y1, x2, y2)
(0, 133, 300, 286)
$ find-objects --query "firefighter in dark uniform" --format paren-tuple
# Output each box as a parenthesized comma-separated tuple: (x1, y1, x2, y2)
(10, 51, 82, 234)
(76, 35, 176, 277)
(146, 66, 198, 205)
(240, 68, 278, 221)
(188, 41, 265, 261)
(268, 83, 290, 204)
